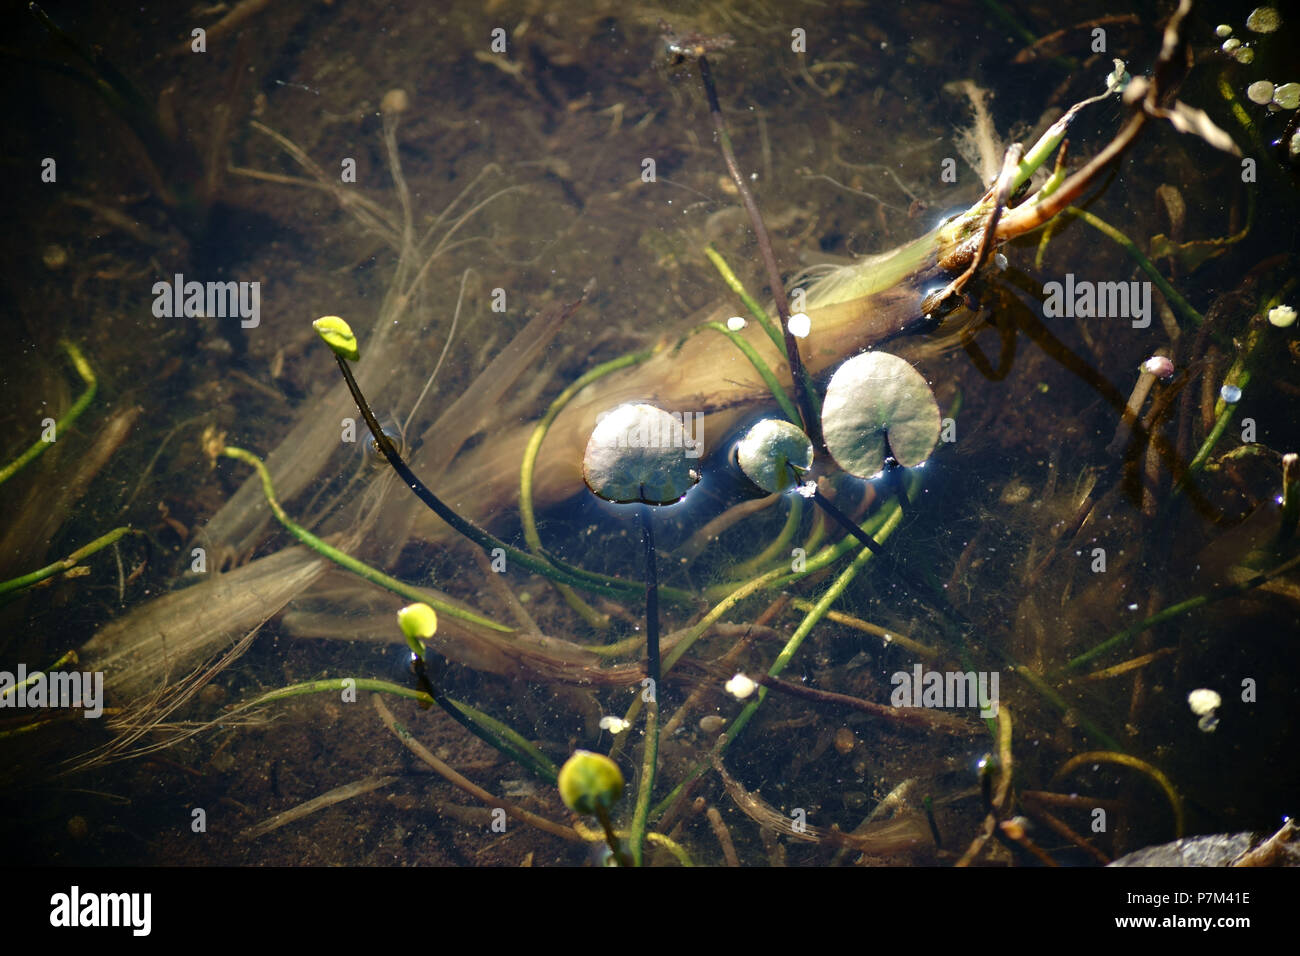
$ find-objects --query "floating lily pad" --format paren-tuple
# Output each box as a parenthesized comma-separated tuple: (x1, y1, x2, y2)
(736, 418, 814, 493)
(583, 403, 700, 505)
(821, 351, 940, 476)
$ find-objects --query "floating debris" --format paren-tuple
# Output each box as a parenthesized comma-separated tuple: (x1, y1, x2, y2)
(1245, 7, 1281, 34)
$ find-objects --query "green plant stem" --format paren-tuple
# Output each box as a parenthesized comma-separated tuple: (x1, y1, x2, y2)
(690, 321, 801, 424)
(701, 245, 821, 422)
(1064, 551, 1300, 672)
(653, 503, 905, 819)
(332, 354, 691, 602)
(1005, 663, 1123, 751)
(248, 677, 557, 783)
(0, 649, 78, 701)
(520, 346, 656, 628)
(222, 445, 511, 632)
(729, 493, 804, 579)
(628, 506, 661, 866)
(703, 244, 784, 354)
(0, 340, 96, 486)
(696, 54, 818, 440)
(595, 805, 633, 867)
(1063, 207, 1203, 327)
(1174, 322, 1264, 499)
(730, 504, 904, 740)
(629, 698, 659, 866)
(0, 525, 133, 597)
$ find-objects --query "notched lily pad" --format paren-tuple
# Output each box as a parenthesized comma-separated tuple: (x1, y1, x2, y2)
(736, 418, 814, 494)
(583, 403, 700, 505)
(821, 351, 940, 477)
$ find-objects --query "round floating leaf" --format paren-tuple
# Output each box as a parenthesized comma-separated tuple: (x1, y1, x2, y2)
(821, 351, 940, 477)
(313, 315, 359, 361)
(583, 403, 700, 505)
(736, 418, 814, 494)
(558, 750, 624, 815)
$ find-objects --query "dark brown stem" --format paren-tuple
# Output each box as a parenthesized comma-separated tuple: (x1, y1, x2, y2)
(697, 55, 819, 442)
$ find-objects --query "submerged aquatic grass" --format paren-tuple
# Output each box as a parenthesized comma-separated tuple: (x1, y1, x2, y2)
(7, 0, 1299, 869)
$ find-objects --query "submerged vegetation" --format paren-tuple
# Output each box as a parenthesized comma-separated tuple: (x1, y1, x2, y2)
(3, 0, 1299, 867)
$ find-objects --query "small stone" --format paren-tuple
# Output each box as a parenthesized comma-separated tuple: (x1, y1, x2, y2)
(834, 727, 856, 755)
(381, 89, 410, 114)
(1234, 48, 1255, 65)
(1221, 38, 1242, 53)
(42, 245, 68, 270)
(1215, 24, 1233, 38)
(699, 715, 726, 734)
(999, 480, 1033, 505)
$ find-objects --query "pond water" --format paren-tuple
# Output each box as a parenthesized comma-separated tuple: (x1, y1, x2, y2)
(2, 0, 1297, 867)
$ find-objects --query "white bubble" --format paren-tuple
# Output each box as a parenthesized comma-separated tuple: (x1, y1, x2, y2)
(787, 312, 811, 338)
(726, 315, 747, 331)
(1187, 688, 1221, 716)
(598, 715, 630, 734)
(725, 673, 757, 699)
(1221, 383, 1243, 404)
(1267, 304, 1296, 327)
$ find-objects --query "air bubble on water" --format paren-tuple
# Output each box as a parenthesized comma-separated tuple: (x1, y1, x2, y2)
(1247, 80, 1275, 105)
(1220, 383, 1243, 404)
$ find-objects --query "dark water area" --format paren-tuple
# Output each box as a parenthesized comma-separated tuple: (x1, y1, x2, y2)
(0, 0, 1297, 872)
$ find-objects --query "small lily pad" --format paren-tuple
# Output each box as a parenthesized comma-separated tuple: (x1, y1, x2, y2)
(821, 351, 940, 477)
(583, 403, 700, 505)
(736, 418, 814, 493)
(313, 315, 359, 361)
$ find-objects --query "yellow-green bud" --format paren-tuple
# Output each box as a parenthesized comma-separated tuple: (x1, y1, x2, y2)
(397, 602, 438, 659)
(557, 750, 624, 815)
(313, 315, 359, 362)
